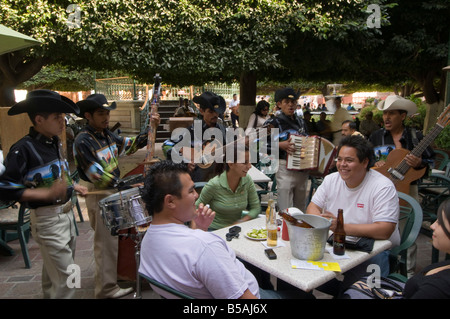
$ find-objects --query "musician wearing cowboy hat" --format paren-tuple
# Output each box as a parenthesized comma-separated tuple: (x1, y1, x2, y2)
(369, 94, 435, 277)
(264, 87, 310, 212)
(163, 91, 228, 183)
(73, 93, 160, 299)
(0, 89, 88, 298)
(369, 95, 435, 191)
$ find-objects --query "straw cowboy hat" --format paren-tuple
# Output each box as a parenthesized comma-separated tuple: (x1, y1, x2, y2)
(76, 94, 117, 118)
(193, 91, 226, 114)
(377, 95, 417, 116)
(8, 89, 79, 116)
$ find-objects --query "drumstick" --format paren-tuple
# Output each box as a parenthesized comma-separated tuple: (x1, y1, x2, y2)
(86, 190, 116, 196)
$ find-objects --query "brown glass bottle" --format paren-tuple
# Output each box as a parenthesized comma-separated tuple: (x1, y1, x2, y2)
(333, 209, 346, 255)
(279, 211, 314, 229)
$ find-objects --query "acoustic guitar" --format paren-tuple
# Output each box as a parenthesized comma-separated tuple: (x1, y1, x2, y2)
(373, 104, 450, 194)
(187, 124, 271, 169)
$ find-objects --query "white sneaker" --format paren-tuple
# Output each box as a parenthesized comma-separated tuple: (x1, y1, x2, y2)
(111, 287, 134, 299)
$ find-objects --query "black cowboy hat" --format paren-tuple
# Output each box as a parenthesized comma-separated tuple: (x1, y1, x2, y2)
(76, 94, 117, 118)
(274, 87, 300, 103)
(8, 89, 79, 116)
(193, 91, 226, 114)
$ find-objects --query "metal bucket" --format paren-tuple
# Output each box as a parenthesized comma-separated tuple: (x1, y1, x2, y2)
(286, 213, 331, 261)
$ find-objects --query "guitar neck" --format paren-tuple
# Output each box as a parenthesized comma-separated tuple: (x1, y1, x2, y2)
(410, 124, 443, 158)
(395, 125, 441, 175)
(144, 75, 162, 175)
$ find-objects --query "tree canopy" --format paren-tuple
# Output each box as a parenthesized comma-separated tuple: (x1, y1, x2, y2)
(0, 0, 448, 108)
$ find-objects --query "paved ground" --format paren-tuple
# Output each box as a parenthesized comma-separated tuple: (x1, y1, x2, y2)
(0, 144, 447, 299)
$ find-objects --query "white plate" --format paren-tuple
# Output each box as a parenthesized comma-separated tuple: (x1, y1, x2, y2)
(244, 228, 267, 241)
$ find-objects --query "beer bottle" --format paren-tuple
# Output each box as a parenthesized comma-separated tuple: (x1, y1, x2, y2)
(333, 209, 346, 255)
(265, 192, 274, 227)
(279, 211, 314, 229)
(266, 200, 278, 247)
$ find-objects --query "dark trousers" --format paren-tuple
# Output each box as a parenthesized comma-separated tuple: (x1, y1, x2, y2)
(231, 112, 239, 128)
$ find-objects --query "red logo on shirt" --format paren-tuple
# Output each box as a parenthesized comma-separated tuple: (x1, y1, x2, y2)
(357, 203, 364, 208)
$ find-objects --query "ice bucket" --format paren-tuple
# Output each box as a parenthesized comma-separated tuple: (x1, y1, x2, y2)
(286, 213, 331, 261)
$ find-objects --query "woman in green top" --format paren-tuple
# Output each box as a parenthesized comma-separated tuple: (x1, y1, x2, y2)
(196, 142, 261, 230)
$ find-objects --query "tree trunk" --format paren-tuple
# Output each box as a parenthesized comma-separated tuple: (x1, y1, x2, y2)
(422, 69, 444, 133)
(238, 70, 257, 130)
(424, 100, 444, 134)
(0, 86, 16, 106)
(0, 53, 47, 106)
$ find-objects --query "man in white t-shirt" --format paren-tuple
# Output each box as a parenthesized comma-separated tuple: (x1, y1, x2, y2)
(307, 135, 400, 296)
(138, 161, 306, 299)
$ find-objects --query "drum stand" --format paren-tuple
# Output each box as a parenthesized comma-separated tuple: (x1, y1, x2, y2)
(118, 230, 145, 299)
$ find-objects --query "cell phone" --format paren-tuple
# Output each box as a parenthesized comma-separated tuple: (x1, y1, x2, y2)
(264, 248, 277, 260)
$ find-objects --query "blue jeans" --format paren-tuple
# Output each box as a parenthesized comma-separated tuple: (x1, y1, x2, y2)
(316, 250, 391, 297)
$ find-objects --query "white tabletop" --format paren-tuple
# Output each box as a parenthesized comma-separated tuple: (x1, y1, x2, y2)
(248, 165, 271, 183)
(213, 217, 392, 292)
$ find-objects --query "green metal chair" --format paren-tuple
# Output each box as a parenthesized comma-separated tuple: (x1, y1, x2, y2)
(418, 174, 450, 223)
(256, 178, 277, 213)
(433, 150, 449, 171)
(0, 203, 31, 268)
(389, 192, 423, 277)
(418, 173, 450, 263)
(139, 272, 195, 299)
(307, 176, 323, 206)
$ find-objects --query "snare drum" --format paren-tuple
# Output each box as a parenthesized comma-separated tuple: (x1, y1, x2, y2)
(98, 187, 151, 233)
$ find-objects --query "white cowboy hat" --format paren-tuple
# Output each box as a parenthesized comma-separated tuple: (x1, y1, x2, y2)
(377, 95, 417, 116)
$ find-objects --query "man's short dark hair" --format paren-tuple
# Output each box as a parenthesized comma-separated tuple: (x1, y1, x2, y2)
(342, 120, 357, 130)
(141, 161, 190, 215)
(337, 135, 374, 170)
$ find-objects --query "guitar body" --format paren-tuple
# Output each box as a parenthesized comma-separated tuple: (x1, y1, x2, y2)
(372, 148, 426, 194)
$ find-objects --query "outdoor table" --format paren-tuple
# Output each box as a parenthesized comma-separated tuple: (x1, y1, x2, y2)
(248, 165, 271, 183)
(213, 217, 392, 292)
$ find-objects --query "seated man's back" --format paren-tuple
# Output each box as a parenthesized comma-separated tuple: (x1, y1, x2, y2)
(139, 223, 260, 299)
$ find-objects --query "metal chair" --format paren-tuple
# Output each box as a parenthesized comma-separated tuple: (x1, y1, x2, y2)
(433, 150, 449, 172)
(418, 173, 450, 263)
(418, 173, 450, 223)
(307, 176, 323, 206)
(139, 272, 195, 299)
(256, 178, 277, 213)
(0, 203, 31, 268)
(389, 192, 423, 277)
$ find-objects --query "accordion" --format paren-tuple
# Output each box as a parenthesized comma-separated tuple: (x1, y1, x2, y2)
(286, 135, 337, 177)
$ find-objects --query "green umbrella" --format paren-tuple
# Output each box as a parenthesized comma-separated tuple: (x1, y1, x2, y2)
(0, 24, 41, 55)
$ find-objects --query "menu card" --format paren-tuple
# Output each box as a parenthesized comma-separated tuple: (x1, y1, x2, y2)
(290, 259, 341, 272)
